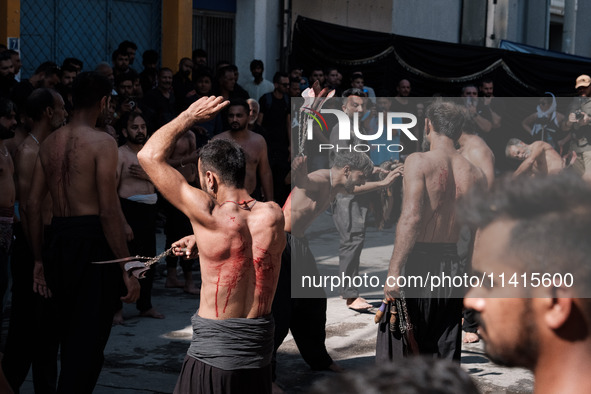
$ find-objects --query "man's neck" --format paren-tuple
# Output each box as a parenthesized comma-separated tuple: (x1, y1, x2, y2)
(429, 134, 457, 152)
(70, 109, 99, 128)
(228, 128, 249, 140)
(126, 142, 142, 153)
(216, 187, 252, 206)
(395, 96, 408, 105)
(273, 89, 283, 100)
(254, 76, 263, 84)
(30, 122, 52, 143)
(534, 343, 591, 394)
(158, 87, 170, 97)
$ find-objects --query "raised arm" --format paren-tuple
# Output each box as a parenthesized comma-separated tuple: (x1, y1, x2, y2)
(384, 155, 425, 299)
(138, 96, 229, 222)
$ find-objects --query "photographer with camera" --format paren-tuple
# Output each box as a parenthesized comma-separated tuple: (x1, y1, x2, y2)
(564, 74, 591, 182)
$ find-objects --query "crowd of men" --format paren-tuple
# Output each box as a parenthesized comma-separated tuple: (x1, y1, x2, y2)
(0, 39, 590, 394)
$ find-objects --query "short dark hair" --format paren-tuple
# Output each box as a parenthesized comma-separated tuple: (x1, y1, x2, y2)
(34, 61, 60, 77)
(333, 152, 373, 178)
(142, 50, 159, 66)
(115, 72, 136, 87)
(0, 97, 16, 118)
(26, 88, 56, 121)
(61, 64, 79, 74)
(72, 71, 111, 110)
(459, 173, 591, 301)
(5, 49, 18, 57)
(158, 67, 173, 76)
(118, 40, 138, 51)
(309, 357, 479, 394)
(425, 101, 464, 141)
(179, 57, 192, 69)
(62, 57, 83, 70)
(192, 49, 207, 59)
(227, 99, 249, 115)
(272, 72, 288, 84)
(342, 88, 367, 98)
(480, 78, 494, 86)
(0, 51, 12, 63)
(199, 139, 246, 188)
(250, 59, 264, 71)
(120, 111, 145, 130)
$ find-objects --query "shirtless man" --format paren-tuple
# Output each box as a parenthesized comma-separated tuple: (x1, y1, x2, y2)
(456, 126, 495, 344)
(505, 139, 566, 177)
(138, 96, 285, 394)
(138, 97, 285, 393)
(212, 99, 273, 201)
(27, 72, 140, 393)
(162, 127, 200, 294)
(114, 111, 164, 324)
(0, 98, 16, 351)
(379, 101, 486, 361)
(272, 153, 402, 386)
(3, 88, 66, 392)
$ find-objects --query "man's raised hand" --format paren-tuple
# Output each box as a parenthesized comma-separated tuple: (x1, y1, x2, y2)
(187, 96, 230, 123)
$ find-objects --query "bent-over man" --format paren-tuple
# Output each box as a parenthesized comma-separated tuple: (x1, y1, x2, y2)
(505, 139, 568, 177)
(138, 96, 286, 394)
(273, 153, 402, 383)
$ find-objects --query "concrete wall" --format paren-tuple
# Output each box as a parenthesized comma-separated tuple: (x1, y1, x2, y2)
(292, 0, 393, 33)
(488, 0, 550, 49)
(392, 0, 462, 42)
(235, 0, 282, 85)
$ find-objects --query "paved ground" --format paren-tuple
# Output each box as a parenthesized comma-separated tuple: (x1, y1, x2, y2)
(12, 214, 534, 393)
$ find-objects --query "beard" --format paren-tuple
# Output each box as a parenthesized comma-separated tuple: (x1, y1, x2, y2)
(0, 123, 16, 140)
(230, 121, 245, 132)
(129, 134, 146, 145)
(476, 301, 539, 369)
(344, 176, 356, 193)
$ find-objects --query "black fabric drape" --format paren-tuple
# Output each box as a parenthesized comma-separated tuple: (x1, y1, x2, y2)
(291, 16, 591, 97)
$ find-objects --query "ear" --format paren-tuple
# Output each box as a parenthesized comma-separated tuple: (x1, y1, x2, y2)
(424, 118, 432, 135)
(45, 106, 54, 119)
(100, 96, 109, 112)
(542, 293, 573, 330)
(121, 127, 128, 138)
(343, 165, 351, 177)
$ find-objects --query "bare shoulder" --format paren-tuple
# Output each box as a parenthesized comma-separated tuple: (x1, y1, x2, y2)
(249, 131, 266, 144)
(403, 152, 429, 176)
(254, 201, 284, 225)
(211, 131, 229, 140)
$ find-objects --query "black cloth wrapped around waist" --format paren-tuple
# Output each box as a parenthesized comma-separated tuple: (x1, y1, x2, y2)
(187, 313, 274, 371)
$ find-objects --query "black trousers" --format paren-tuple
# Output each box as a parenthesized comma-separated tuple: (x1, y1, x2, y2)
(161, 198, 195, 273)
(48, 216, 121, 394)
(271, 233, 333, 380)
(2, 223, 59, 393)
(376, 243, 464, 362)
(119, 198, 156, 312)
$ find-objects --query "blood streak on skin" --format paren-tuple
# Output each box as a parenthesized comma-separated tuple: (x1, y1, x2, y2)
(215, 235, 249, 316)
(253, 247, 273, 316)
(424, 168, 449, 240)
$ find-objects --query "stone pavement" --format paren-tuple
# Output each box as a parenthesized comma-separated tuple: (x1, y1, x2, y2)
(14, 214, 534, 393)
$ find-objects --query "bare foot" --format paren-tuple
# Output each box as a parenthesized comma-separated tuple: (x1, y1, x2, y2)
(463, 332, 480, 343)
(272, 382, 285, 394)
(112, 309, 124, 325)
(328, 362, 344, 372)
(139, 307, 165, 319)
(165, 277, 185, 288)
(184, 283, 200, 295)
(346, 297, 373, 312)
